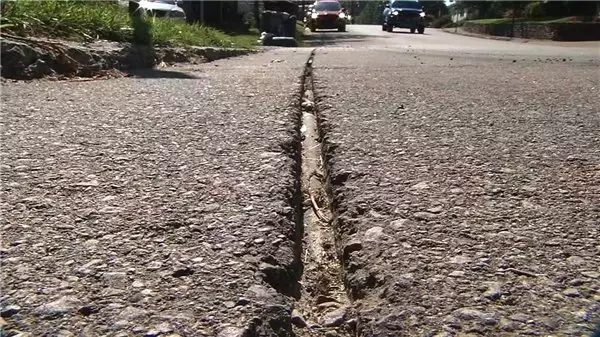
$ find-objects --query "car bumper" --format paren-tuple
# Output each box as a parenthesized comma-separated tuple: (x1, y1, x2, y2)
(310, 16, 344, 29)
(388, 16, 424, 28)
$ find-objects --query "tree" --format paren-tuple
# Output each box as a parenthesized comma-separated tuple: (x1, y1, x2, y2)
(355, 1, 383, 24)
(453, 0, 599, 20)
(421, 1, 449, 18)
(542, 1, 599, 17)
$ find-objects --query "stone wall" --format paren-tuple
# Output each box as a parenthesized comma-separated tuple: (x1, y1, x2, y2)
(463, 21, 600, 41)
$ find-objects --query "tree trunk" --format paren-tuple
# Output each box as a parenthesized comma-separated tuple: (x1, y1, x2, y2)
(254, 1, 261, 30)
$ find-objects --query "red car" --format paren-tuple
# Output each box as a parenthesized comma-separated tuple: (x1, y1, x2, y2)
(306, 0, 346, 32)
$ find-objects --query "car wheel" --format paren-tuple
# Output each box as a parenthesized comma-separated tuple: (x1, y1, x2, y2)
(418, 26, 425, 34)
(382, 24, 387, 31)
(386, 24, 393, 32)
(310, 25, 316, 32)
(410, 28, 416, 34)
(338, 25, 346, 32)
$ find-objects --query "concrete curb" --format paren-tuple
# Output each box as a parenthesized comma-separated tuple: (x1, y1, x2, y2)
(189, 46, 256, 61)
(442, 28, 515, 42)
(0, 36, 256, 80)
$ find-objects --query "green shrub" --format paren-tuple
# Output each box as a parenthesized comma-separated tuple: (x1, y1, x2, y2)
(132, 15, 152, 45)
(355, 1, 381, 24)
(431, 15, 452, 28)
(0, 0, 255, 47)
(1, 0, 130, 41)
(503, 9, 515, 18)
(425, 14, 435, 25)
(523, 2, 546, 19)
(445, 20, 465, 28)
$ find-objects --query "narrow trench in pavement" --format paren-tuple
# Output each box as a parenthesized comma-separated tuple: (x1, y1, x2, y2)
(291, 50, 355, 337)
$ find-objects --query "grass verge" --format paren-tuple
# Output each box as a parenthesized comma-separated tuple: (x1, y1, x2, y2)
(0, 0, 256, 48)
(296, 22, 307, 46)
(466, 18, 512, 25)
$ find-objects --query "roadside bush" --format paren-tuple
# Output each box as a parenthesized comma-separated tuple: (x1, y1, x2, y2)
(431, 15, 452, 28)
(445, 20, 464, 28)
(131, 15, 152, 45)
(524, 2, 546, 19)
(355, 1, 380, 24)
(242, 11, 257, 29)
(503, 9, 514, 18)
(424, 14, 435, 26)
(1, 0, 130, 41)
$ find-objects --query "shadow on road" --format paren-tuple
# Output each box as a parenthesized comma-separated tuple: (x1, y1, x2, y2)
(126, 69, 200, 79)
(302, 29, 386, 46)
(389, 31, 431, 35)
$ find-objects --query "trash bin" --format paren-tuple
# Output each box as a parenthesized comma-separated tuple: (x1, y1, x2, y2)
(261, 10, 297, 37)
(261, 10, 284, 36)
(282, 15, 296, 37)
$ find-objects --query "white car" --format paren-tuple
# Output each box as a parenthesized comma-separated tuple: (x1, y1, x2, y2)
(134, 0, 186, 20)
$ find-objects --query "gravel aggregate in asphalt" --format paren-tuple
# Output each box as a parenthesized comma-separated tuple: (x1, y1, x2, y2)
(312, 47, 599, 337)
(2, 25, 599, 337)
(1, 49, 313, 336)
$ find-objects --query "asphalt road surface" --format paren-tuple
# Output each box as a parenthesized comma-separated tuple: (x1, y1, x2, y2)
(2, 25, 599, 337)
(304, 24, 599, 57)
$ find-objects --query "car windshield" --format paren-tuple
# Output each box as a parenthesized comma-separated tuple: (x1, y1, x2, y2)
(390, 1, 422, 9)
(314, 2, 341, 11)
(148, 0, 177, 4)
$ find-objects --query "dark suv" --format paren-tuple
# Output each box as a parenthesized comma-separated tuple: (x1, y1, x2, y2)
(382, 0, 425, 34)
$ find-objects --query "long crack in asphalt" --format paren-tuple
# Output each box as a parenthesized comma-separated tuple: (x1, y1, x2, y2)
(3, 27, 599, 337)
(292, 49, 355, 337)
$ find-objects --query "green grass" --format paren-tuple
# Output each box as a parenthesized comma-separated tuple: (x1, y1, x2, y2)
(467, 18, 513, 25)
(0, 0, 256, 48)
(536, 17, 576, 23)
(296, 22, 307, 46)
(150, 18, 255, 48)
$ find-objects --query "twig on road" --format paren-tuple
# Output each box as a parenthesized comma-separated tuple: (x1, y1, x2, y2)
(304, 246, 310, 264)
(310, 193, 331, 224)
(308, 169, 324, 182)
(307, 170, 331, 223)
(506, 268, 540, 278)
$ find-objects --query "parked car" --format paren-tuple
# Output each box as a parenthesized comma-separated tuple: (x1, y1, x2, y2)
(134, 0, 186, 20)
(306, 0, 346, 32)
(382, 0, 426, 34)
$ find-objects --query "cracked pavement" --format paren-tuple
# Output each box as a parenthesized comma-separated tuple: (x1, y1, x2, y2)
(1, 26, 599, 337)
(310, 26, 599, 337)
